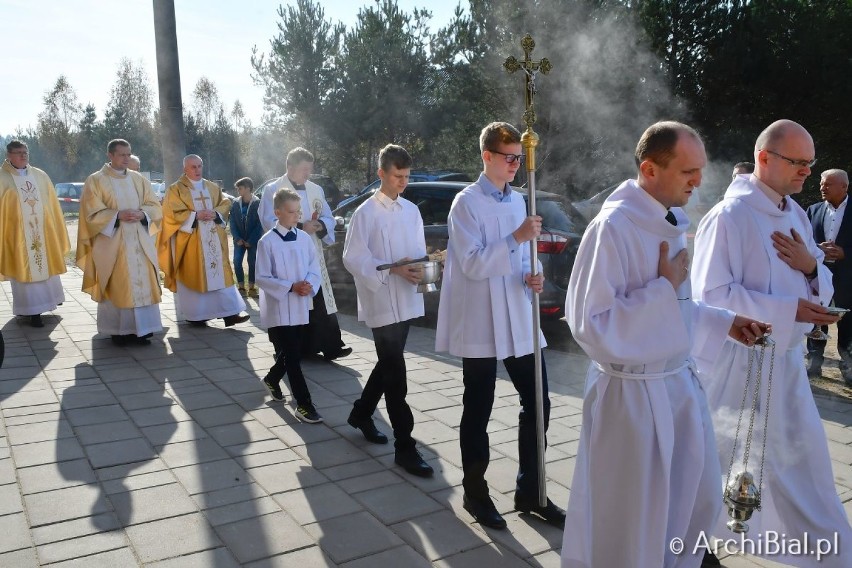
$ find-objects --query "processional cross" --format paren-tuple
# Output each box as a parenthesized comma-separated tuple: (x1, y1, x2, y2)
(504, 34, 552, 508)
(504, 34, 552, 133)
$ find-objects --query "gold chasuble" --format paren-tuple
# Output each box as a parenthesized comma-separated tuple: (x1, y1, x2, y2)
(158, 175, 234, 293)
(77, 165, 163, 308)
(0, 160, 70, 282)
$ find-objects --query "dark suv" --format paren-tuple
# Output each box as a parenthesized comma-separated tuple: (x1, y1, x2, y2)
(325, 181, 586, 320)
(335, 171, 472, 209)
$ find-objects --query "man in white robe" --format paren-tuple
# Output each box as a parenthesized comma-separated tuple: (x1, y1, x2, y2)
(158, 155, 249, 328)
(259, 147, 351, 360)
(77, 139, 163, 346)
(692, 119, 852, 568)
(563, 122, 769, 568)
(436, 122, 564, 530)
(0, 140, 70, 327)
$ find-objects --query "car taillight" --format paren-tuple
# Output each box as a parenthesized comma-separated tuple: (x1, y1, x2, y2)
(537, 233, 570, 254)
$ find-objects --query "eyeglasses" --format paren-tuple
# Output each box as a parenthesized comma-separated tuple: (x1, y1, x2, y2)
(490, 150, 525, 164)
(764, 149, 816, 169)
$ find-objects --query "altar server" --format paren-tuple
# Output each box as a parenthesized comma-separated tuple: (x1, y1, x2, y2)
(256, 188, 322, 423)
(343, 144, 433, 478)
(436, 121, 565, 530)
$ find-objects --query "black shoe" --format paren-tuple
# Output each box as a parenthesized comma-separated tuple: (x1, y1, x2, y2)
(111, 335, 128, 346)
(702, 550, 721, 567)
(295, 404, 323, 424)
(347, 414, 388, 444)
(323, 346, 353, 361)
(133, 333, 152, 346)
(514, 494, 566, 529)
(263, 378, 284, 401)
(394, 448, 434, 478)
(223, 313, 250, 327)
(187, 320, 208, 327)
(30, 315, 44, 328)
(463, 494, 506, 530)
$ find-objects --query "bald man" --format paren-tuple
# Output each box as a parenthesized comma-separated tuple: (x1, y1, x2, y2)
(692, 120, 851, 567)
(158, 155, 249, 327)
(128, 155, 141, 172)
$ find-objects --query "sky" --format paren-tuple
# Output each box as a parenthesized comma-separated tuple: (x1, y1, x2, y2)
(0, 0, 463, 135)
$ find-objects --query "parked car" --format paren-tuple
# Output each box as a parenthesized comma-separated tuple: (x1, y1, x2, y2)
(335, 171, 472, 209)
(325, 181, 586, 321)
(54, 182, 84, 214)
(571, 183, 619, 223)
(253, 174, 344, 208)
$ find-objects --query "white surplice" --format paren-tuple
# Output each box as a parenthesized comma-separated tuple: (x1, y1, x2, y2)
(342, 192, 425, 329)
(691, 175, 852, 568)
(259, 176, 336, 313)
(255, 225, 320, 329)
(435, 176, 545, 359)
(563, 180, 734, 568)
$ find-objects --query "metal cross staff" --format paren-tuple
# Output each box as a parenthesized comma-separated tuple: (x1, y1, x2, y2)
(504, 34, 552, 508)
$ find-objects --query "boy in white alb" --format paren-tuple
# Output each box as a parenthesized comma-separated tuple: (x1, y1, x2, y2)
(436, 122, 563, 530)
(342, 144, 433, 478)
(255, 189, 322, 423)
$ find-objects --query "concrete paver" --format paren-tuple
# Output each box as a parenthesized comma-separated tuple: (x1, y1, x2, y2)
(1, 269, 850, 566)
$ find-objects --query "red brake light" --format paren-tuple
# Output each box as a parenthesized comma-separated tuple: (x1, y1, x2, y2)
(537, 233, 569, 254)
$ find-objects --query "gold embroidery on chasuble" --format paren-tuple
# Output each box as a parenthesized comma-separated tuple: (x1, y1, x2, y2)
(16, 175, 48, 281)
(191, 187, 226, 291)
(112, 176, 154, 306)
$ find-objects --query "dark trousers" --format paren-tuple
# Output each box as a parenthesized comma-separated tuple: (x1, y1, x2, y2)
(233, 244, 257, 285)
(351, 321, 415, 452)
(460, 352, 550, 501)
(808, 314, 852, 365)
(266, 325, 312, 406)
(303, 287, 345, 356)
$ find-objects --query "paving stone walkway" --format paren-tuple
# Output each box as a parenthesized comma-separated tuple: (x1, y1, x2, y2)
(0, 269, 850, 567)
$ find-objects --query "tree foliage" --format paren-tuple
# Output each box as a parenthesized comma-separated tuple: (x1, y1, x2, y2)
(7, 0, 852, 206)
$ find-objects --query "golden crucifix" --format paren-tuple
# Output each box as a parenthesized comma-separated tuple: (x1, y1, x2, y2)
(504, 34, 552, 508)
(193, 189, 211, 210)
(504, 34, 552, 137)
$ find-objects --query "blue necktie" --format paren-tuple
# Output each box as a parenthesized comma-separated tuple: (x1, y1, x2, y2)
(274, 228, 296, 242)
(665, 211, 677, 225)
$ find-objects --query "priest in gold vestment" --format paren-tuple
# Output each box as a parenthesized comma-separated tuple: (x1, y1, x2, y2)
(77, 139, 163, 346)
(158, 155, 249, 327)
(0, 140, 70, 328)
